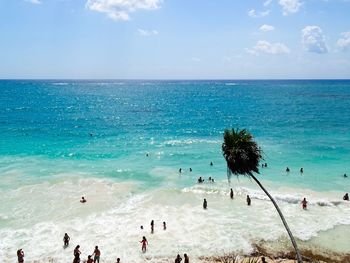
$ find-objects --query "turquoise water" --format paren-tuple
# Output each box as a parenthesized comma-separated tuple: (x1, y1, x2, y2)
(1, 80, 350, 190)
(1, 80, 350, 262)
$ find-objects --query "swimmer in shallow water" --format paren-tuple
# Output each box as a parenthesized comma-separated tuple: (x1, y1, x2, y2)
(80, 196, 86, 203)
(343, 193, 349, 201)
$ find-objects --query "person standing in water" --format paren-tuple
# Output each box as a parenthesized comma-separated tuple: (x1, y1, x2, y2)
(230, 188, 234, 199)
(63, 233, 70, 247)
(150, 220, 154, 233)
(184, 253, 189, 263)
(17, 249, 24, 263)
(163, 221, 166, 230)
(175, 254, 182, 263)
(80, 197, 86, 203)
(93, 246, 101, 263)
(116, 258, 120, 263)
(203, 198, 207, 209)
(300, 168, 304, 174)
(140, 236, 148, 252)
(74, 245, 81, 262)
(247, 195, 251, 206)
(286, 167, 290, 172)
(343, 193, 349, 201)
(301, 198, 308, 210)
(210, 162, 213, 166)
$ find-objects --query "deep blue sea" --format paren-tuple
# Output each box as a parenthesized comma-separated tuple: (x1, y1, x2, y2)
(1, 80, 350, 262)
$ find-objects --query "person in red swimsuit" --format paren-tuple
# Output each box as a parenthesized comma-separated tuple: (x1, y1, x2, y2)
(140, 236, 148, 252)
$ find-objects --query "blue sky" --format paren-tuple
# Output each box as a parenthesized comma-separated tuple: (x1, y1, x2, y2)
(0, 0, 350, 79)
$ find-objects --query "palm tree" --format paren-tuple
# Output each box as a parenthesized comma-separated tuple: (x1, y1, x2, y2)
(222, 128, 303, 263)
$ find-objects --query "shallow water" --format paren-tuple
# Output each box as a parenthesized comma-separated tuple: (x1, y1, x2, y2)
(0, 80, 350, 262)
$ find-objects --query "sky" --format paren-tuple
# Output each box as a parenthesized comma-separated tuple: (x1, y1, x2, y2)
(0, 0, 350, 79)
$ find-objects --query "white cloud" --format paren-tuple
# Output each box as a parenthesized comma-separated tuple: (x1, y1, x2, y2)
(86, 0, 162, 21)
(260, 24, 275, 32)
(337, 31, 350, 51)
(302, 26, 328, 54)
(247, 9, 270, 18)
(264, 0, 273, 6)
(247, 40, 290, 55)
(278, 0, 302, 15)
(137, 28, 158, 36)
(26, 0, 41, 4)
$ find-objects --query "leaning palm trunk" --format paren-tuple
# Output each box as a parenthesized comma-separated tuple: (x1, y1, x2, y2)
(249, 172, 303, 263)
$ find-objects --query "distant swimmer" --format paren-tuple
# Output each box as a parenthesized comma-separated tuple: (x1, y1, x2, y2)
(301, 198, 308, 210)
(17, 249, 24, 263)
(189, 168, 192, 172)
(184, 253, 189, 263)
(211, 178, 215, 183)
(63, 233, 70, 247)
(150, 220, 154, 233)
(146, 153, 149, 157)
(203, 198, 207, 209)
(208, 176, 212, 182)
(175, 254, 182, 263)
(343, 193, 349, 201)
(140, 225, 144, 230)
(197, 177, 204, 183)
(247, 195, 251, 206)
(286, 167, 290, 172)
(163, 221, 166, 230)
(89, 133, 93, 137)
(300, 168, 304, 174)
(140, 236, 148, 252)
(344, 174, 348, 178)
(264, 163, 267, 167)
(230, 188, 234, 199)
(93, 246, 101, 263)
(179, 168, 182, 173)
(87, 255, 93, 263)
(80, 196, 87, 203)
(210, 162, 213, 166)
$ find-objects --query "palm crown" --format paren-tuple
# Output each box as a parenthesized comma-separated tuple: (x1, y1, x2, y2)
(222, 128, 262, 176)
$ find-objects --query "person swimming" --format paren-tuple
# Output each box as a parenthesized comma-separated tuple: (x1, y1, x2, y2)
(80, 197, 86, 203)
(140, 236, 148, 252)
(286, 167, 290, 172)
(301, 198, 308, 210)
(343, 193, 349, 201)
(230, 188, 234, 199)
(197, 177, 204, 183)
(163, 221, 166, 230)
(63, 233, 70, 247)
(210, 162, 213, 166)
(344, 173, 348, 178)
(203, 198, 207, 209)
(140, 225, 144, 230)
(300, 168, 304, 173)
(179, 168, 182, 173)
(189, 168, 192, 172)
(246, 195, 251, 206)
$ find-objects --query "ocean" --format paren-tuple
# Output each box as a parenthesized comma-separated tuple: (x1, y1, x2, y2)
(0, 80, 350, 262)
